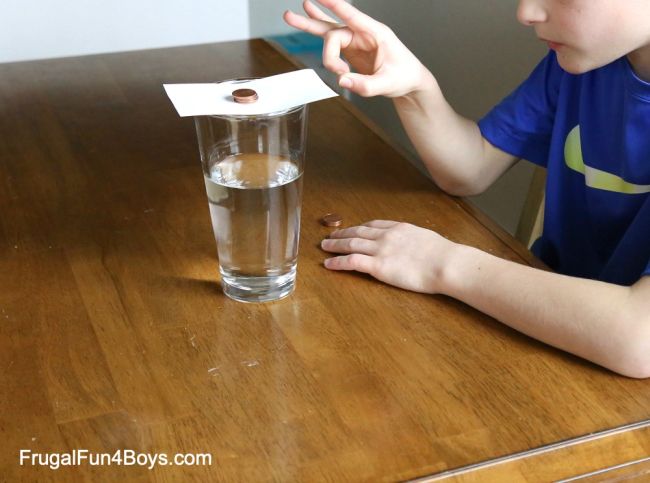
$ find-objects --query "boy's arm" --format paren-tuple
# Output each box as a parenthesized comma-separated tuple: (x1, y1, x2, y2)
(444, 245, 650, 378)
(393, 79, 518, 196)
(321, 222, 650, 378)
(285, 0, 517, 196)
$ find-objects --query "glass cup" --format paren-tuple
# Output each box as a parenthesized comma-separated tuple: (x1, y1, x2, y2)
(194, 79, 308, 303)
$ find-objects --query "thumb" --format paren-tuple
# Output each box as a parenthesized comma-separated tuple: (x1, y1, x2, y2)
(338, 72, 391, 97)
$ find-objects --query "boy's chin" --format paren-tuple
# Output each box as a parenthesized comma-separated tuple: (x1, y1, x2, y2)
(557, 61, 588, 75)
(556, 52, 613, 75)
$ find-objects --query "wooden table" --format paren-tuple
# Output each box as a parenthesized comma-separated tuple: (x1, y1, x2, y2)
(0, 39, 648, 482)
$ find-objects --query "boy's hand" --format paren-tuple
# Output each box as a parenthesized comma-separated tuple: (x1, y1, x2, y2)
(320, 220, 458, 294)
(283, 0, 434, 97)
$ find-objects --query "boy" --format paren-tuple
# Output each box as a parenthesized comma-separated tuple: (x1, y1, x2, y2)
(284, 0, 650, 378)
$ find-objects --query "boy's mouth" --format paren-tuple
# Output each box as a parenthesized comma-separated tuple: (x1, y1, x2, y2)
(541, 38, 564, 51)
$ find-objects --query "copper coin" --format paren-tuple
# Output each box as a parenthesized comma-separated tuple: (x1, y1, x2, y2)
(232, 88, 259, 103)
(321, 213, 343, 227)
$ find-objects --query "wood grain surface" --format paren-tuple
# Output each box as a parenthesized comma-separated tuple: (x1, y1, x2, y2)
(0, 39, 648, 482)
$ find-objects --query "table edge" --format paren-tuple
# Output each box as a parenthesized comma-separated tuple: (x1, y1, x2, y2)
(410, 419, 650, 482)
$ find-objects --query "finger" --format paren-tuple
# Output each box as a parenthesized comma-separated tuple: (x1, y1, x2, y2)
(362, 220, 400, 229)
(315, 0, 379, 32)
(283, 9, 337, 37)
(338, 71, 393, 97)
(323, 29, 353, 74)
(303, 0, 338, 23)
(324, 253, 376, 273)
(327, 226, 383, 240)
(321, 237, 377, 255)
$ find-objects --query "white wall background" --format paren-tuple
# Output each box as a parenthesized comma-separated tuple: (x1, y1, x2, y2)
(249, 0, 306, 38)
(0, 0, 251, 63)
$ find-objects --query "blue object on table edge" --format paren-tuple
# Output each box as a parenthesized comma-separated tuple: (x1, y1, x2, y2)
(267, 32, 324, 54)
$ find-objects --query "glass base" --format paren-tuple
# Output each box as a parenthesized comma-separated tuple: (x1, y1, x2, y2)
(220, 266, 296, 303)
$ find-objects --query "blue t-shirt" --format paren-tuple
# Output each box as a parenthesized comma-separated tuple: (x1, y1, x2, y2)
(479, 51, 650, 286)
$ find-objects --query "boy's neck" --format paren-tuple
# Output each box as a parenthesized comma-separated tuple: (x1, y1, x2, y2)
(627, 45, 650, 82)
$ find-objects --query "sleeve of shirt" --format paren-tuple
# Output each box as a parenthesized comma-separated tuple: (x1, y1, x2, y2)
(643, 260, 650, 278)
(478, 51, 564, 167)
